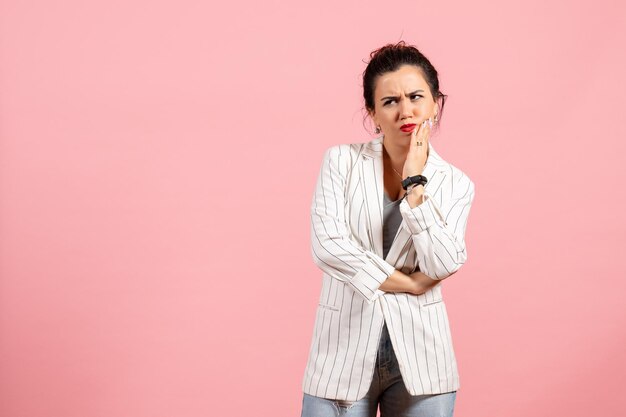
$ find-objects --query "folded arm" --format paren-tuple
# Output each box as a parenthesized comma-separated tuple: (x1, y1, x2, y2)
(399, 176, 476, 280)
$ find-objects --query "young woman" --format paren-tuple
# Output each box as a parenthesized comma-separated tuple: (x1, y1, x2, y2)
(300, 41, 476, 417)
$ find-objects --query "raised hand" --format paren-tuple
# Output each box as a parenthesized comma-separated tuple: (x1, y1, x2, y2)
(402, 117, 433, 179)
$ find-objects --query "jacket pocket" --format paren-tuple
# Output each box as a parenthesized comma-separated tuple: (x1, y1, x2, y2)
(420, 298, 443, 308)
(318, 302, 340, 311)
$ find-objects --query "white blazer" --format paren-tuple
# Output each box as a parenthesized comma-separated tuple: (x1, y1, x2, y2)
(301, 136, 476, 402)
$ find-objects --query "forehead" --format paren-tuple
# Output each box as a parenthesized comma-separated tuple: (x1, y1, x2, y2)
(374, 65, 428, 95)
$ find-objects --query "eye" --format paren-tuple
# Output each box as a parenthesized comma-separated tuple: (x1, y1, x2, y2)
(411, 94, 423, 100)
(383, 99, 395, 106)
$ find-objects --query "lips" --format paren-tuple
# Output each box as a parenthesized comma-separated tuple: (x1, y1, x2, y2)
(400, 124, 416, 132)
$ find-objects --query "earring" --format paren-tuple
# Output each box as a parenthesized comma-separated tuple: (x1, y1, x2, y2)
(375, 126, 381, 134)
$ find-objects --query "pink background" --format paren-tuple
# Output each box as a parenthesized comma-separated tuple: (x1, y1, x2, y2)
(1, 1, 625, 416)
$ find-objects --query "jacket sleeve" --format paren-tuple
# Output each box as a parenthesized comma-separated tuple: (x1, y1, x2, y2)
(310, 145, 396, 304)
(398, 175, 475, 280)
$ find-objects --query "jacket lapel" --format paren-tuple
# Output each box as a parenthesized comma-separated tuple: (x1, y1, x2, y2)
(359, 139, 385, 256)
(359, 137, 448, 260)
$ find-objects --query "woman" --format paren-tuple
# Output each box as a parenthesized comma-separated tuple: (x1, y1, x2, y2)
(300, 41, 476, 417)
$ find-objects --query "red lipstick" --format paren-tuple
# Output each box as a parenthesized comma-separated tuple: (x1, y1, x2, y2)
(400, 124, 416, 132)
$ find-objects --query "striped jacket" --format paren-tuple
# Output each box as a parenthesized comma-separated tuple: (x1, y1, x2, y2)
(301, 136, 476, 402)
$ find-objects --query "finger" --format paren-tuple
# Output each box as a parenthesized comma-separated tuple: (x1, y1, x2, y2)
(424, 118, 431, 143)
(416, 119, 428, 146)
(413, 123, 424, 150)
(420, 118, 432, 144)
(410, 123, 418, 150)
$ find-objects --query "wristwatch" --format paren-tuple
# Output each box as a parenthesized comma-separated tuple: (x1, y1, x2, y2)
(401, 175, 428, 190)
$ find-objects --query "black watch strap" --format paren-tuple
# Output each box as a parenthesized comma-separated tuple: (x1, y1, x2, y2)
(401, 175, 428, 190)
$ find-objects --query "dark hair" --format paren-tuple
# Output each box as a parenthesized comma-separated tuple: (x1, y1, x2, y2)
(362, 41, 447, 133)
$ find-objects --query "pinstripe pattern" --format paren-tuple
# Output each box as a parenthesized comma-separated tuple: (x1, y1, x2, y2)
(302, 137, 475, 402)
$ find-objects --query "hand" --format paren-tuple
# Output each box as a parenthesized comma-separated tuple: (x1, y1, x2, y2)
(408, 270, 453, 295)
(402, 117, 433, 178)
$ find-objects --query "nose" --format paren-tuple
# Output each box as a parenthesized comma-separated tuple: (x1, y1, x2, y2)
(399, 97, 413, 120)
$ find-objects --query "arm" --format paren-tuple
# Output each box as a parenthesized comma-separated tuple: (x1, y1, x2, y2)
(398, 176, 476, 280)
(310, 146, 397, 304)
(379, 269, 445, 295)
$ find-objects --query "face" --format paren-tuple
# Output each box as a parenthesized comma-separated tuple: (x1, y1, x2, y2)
(368, 64, 439, 142)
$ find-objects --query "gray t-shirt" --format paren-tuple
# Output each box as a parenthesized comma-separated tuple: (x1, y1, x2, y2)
(383, 191, 403, 259)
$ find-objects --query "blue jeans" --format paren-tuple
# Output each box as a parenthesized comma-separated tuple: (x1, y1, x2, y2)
(301, 323, 457, 417)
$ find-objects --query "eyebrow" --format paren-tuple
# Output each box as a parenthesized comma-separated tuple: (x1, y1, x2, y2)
(380, 90, 425, 101)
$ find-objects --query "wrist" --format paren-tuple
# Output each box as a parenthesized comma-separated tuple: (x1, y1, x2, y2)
(380, 270, 422, 294)
(401, 174, 427, 191)
(405, 184, 425, 207)
(409, 271, 438, 295)
(408, 273, 424, 295)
